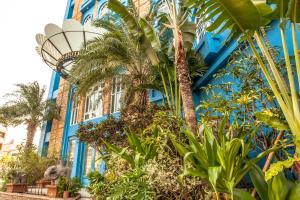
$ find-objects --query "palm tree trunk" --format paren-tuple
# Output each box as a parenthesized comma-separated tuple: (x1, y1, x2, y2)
(175, 30, 198, 133)
(26, 123, 37, 148)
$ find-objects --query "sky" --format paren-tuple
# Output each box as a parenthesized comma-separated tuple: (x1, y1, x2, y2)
(0, 1, 67, 146)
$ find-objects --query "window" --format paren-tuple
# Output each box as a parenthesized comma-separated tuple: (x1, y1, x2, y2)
(84, 83, 104, 121)
(84, 146, 93, 176)
(83, 15, 92, 25)
(94, 151, 102, 171)
(110, 77, 123, 113)
(70, 95, 79, 125)
(68, 140, 76, 168)
(98, 3, 108, 18)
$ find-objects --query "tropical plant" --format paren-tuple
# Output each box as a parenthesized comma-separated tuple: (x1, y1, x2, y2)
(234, 164, 300, 200)
(172, 119, 281, 199)
(0, 144, 58, 185)
(86, 171, 110, 200)
(0, 81, 59, 148)
(193, 0, 300, 161)
(71, 15, 156, 108)
(103, 131, 158, 169)
(57, 176, 82, 197)
(107, 0, 203, 132)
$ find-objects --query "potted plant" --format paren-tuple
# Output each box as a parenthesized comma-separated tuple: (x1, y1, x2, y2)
(57, 177, 82, 199)
(6, 169, 27, 193)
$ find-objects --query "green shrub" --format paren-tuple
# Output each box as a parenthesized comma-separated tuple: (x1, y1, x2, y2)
(0, 144, 58, 185)
(57, 176, 82, 197)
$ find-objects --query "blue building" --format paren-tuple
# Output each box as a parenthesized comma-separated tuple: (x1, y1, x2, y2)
(36, 0, 300, 184)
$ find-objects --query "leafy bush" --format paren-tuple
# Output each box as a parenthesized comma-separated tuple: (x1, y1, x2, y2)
(57, 176, 82, 197)
(0, 144, 58, 185)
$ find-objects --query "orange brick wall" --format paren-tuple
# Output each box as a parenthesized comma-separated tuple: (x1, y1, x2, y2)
(48, 79, 70, 157)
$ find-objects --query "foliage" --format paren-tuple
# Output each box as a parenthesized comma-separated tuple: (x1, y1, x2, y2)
(77, 105, 172, 150)
(71, 15, 157, 107)
(86, 171, 110, 200)
(234, 165, 300, 200)
(0, 81, 59, 147)
(194, 0, 300, 154)
(77, 116, 125, 151)
(103, 131, 158, 169)
(57, 176, 82, 197)
(0, 144, 58, 185)
(172, 119, 280, 199)
(108, 169, 156, 200)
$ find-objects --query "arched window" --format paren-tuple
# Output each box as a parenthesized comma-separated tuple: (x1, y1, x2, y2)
(98, 3, 108, 18)
(83, 15, 92, 25)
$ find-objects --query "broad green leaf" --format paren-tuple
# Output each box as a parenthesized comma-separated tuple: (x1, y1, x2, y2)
(288, 183, 300, 200)
(233, 189, 256, 200)
(108, 0, 142, 37)
(195, 0, 272, 39)
(268, 172, 289, 200)
(208, 166, 222, 193)
(249, 164, 268, 200)
(139, 18, 161, 51)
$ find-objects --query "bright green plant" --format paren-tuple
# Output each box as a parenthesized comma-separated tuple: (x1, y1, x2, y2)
(234, 164, 300, 200)
(57, 177, 82, 197)
(108, 169, 156, 200)
(103, 131, 158, 169)
(0, 144, 58, 185)
(172, 119, 280, 199)
(87, 171, 111, 200)
(193, 0, 300, 155)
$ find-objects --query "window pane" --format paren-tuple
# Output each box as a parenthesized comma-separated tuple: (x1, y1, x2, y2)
(84, 146, 93, 176)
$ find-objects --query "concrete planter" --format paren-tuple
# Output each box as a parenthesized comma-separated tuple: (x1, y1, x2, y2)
(6, 183, 27, 193)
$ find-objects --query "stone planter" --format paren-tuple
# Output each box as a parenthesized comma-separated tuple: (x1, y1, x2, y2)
(46, 184, 58, 198)
(6, 183, 27, 193)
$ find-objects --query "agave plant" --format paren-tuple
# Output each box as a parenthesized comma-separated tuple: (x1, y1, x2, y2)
(192, 0, 300, 157)
(172, 118, 280, 199)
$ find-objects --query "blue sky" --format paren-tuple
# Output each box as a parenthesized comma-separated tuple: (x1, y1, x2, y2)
(0, 0, 66, 145)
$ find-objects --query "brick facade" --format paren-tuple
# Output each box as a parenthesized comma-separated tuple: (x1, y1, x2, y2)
(48, 79, 70, 157)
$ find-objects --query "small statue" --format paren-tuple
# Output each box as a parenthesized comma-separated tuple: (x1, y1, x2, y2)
(44, 160, 69, 184)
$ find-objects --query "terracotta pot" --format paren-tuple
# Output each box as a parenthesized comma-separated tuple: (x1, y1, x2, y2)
(63, 191, 70, 199)
(6, 183, 27, 193)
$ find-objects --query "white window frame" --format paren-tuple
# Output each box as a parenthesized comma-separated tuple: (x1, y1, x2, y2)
(84, 83, 104, 121)
(110, 77, 123, 113)
(70, 95, 79, 125)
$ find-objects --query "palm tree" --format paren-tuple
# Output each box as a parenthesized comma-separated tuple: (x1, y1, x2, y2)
(71, 16, 157, 108)
(107, 0, 199, 133)
(0, 81, 59, 148)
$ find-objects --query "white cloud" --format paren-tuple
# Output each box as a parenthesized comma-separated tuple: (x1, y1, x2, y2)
(0, 0, 67, 145)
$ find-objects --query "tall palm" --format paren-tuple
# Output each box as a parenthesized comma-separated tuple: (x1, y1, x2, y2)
(107, 0, 198, 133)
(0, 81, 59, 148)
(71, 17, 157, 108)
